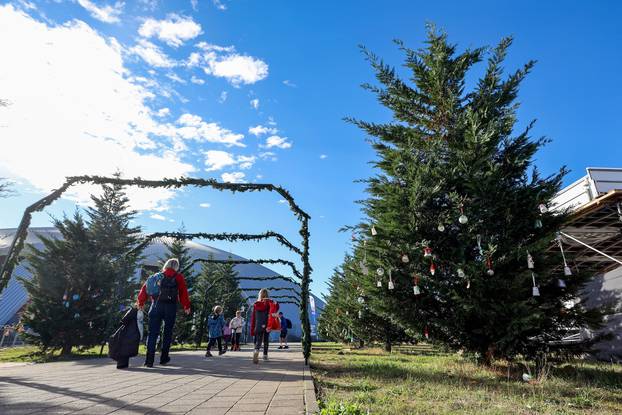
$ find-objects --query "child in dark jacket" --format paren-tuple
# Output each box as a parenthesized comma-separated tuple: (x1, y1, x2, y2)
(205, 305, 226, 357)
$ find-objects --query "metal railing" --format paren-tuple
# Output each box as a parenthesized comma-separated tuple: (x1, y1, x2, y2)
(0, 325, 25, 348)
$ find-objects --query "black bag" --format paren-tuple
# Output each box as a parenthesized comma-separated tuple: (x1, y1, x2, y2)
(108, 307, 140, 362)
(159, 274, 178, 303)
(286, 318, 293, 329)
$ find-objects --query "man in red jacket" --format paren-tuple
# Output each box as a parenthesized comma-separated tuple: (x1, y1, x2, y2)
(137, 258, 190, 367)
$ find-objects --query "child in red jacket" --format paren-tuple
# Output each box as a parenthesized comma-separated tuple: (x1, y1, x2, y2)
(250, 288, 280, 363)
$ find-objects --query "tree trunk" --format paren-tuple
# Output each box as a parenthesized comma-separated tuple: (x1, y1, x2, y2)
(61, 342, 73, 356)
(384, 326, 392, 352)
(358, 339, 364, 349)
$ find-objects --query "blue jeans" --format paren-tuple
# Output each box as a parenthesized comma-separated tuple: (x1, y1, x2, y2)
(147, 301, 177, 355)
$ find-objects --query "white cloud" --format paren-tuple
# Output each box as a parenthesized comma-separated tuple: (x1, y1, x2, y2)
(0, 5, 195, 211)
(130, 39, 175, 68)
(277, 199, 286, 204)
(191, 0, 199, 11)
(320, 154, 328, 159)
(204, 54, 268, 86)
(237, 155, 256, 169)
(77, 0, 124, 24)
(250, 98, 259, 110)
(176, 113, 245, 147)
(155, 107, 170, 117)
(204, 150, 235, 171)
(212, 0, 226, 10)
(203, 150, 255, 171)
(138, 0, 158, 10)
(259, 151, 277, 161)
(221, 172, 245, 183)
(138, 14, 201, 47)
(199, 202, 211, 208)
(166, 72, 185, 83)
(219, 91, 228, 103)
(190, 75, 205, 85)
(263, 135, 292, 149)
(150, 213, 166, 220)
(283, 79, 297, 88)
(248, 125, 277, 136)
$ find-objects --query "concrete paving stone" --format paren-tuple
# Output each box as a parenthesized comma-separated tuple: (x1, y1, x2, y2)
(237, 396, 274, 404)
(266, 406, 305, 415)
(268, 399, 304, 407)
(230, 402, 270, 412)
(198, 399, 236, 408)
(186, 407, 229, 415)
(73, 404, 121, 414)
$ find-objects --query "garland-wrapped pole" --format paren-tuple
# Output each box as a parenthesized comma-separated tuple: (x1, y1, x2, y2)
(300, 216, 312, 365)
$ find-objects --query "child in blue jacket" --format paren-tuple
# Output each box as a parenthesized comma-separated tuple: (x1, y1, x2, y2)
(205, 305, 226, 357)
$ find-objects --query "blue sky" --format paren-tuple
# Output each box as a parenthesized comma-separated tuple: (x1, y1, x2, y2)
(1, 0, 621, 298)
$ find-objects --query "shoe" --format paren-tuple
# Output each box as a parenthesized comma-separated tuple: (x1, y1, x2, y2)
(263, 354, 269, 361)
(116, 364, 129, 369)
(253, 350, 259, 364)
(144, 352, 155, 368)
(278, 346, 283, 349)
(219, 350, 226, 356)
(284, 345, 289, 349)
(160, 355, 170, 365)
(205, 351, 213, 358)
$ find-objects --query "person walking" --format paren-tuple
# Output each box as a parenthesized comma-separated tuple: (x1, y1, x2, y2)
(223, 318, 232, 351)
(250, 289, 280, 363)
(205, 305, 226, 357)
(229, 310, 245, 351)
(278, 311, 290, 350)
(136, 258, 191, 368)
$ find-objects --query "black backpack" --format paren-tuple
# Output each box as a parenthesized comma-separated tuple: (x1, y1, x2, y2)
(286, 318, 293, 329)
(159, 275, 178, 303)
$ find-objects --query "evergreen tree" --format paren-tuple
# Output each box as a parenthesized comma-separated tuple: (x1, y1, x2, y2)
(20, 212, 110, 354)
(159, 226, 197, 344)
(193, 258, 243, 346)
(347, 28, 604, 364)
(319, 257, 409, 350)
(86, 174, 142, 347)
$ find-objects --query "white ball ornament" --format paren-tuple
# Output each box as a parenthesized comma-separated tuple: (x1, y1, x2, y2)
(457, 268, 466, 278)
(459, 214, 468, 224)
(437, 224, 445, 232)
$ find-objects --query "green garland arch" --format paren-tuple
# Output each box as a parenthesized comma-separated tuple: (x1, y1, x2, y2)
(131, 231, 303, 257)
(0, 175, 314, 364)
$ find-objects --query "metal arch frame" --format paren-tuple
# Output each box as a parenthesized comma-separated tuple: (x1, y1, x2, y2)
(0, 175, 314, 364)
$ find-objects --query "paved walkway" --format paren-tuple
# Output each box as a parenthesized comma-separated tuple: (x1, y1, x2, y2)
(0, 344, 318, 415)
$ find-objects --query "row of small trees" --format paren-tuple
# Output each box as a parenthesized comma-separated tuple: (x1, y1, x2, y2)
(319, 28, 606, 366)
(16, 177, 242, 354)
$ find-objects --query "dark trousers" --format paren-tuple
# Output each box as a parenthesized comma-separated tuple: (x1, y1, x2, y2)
(254, 329, 269, 355)
(116, 355, 129, 369)
(232, 332, 241, 347)
(206, 336, 222, 352)
(147, 301, 177, 356)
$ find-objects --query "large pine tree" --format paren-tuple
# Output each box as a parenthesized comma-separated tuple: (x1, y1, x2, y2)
(348, 28, 604, 364)
(21, 212, 110, 354)
(87, 175, 143, 347)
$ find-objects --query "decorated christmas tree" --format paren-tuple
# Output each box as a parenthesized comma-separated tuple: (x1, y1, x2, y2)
(347, 27, 604, 365)
(21, 212, 111, 354)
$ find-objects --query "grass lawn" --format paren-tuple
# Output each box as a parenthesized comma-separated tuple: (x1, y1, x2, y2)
(310, 345, 622, 415)
(0, 342, 205, 363)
